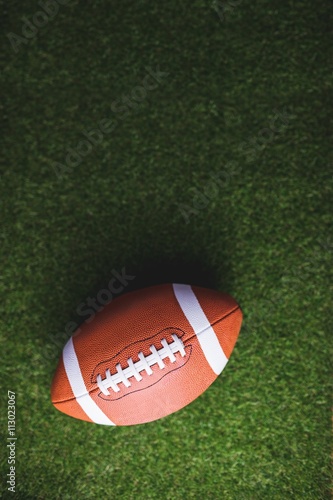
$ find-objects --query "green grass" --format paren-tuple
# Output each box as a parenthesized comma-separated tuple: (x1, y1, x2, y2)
(1, 0, 332, 498)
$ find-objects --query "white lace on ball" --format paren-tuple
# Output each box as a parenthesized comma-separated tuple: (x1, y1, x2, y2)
(97, 334, 186, 395)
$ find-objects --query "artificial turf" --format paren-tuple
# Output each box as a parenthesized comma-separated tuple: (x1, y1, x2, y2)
(1, 0, 332, 498)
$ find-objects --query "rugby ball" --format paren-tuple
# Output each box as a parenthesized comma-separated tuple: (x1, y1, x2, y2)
(51, 283, 242, 425)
